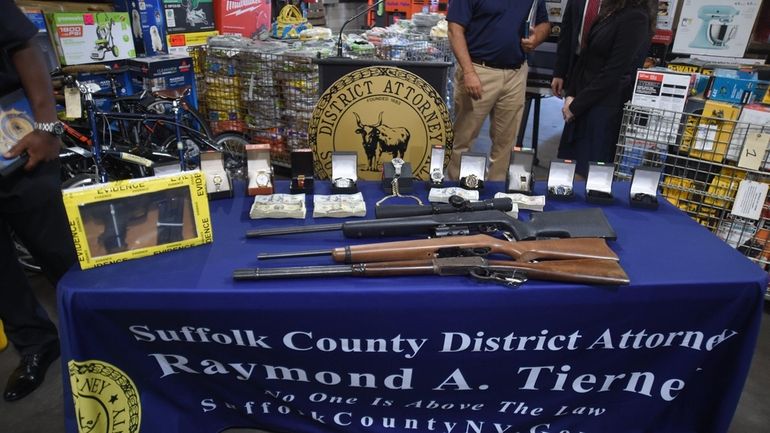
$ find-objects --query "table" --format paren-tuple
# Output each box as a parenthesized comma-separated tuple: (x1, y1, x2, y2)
(58, 181, 766, 433)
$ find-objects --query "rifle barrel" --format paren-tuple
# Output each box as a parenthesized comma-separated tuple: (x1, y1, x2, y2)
(257, 249, 332, 260)
(246, 223, 343, 238)
(233, 265, 357, 280)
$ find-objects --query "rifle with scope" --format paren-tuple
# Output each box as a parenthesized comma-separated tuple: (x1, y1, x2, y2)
(374, 196, 513, 219)
(245, 208, 617, 241)
(233, 256, 630, 286)
(257, 234, 619, 263)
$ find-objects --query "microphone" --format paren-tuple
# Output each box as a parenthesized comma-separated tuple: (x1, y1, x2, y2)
(336, 0, 386, 57)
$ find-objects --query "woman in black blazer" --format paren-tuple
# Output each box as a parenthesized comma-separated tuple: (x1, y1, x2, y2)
(557, 0, 656, 176)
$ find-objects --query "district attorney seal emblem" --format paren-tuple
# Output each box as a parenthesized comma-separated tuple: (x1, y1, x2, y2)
(68, 359, 141, 433)
(309, 66, 453, 181)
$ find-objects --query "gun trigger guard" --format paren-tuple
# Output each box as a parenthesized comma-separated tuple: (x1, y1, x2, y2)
(501, 231, 515, 242)
(470, 268, 527, 287)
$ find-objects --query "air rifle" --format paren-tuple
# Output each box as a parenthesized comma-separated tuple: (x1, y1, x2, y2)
(245, 208, 617, 241)
(233, 256, 630, 286)
(257, 234, 619, 263)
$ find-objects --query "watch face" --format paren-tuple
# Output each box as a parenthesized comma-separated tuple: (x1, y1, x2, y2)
(431, 168, 444, 182)
(52, 122, 64, 136)
(255, 172, 270, 187)
(463, 174, 479, 189)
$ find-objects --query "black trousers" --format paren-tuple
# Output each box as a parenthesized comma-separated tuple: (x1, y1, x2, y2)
(0, 160, 76, 355)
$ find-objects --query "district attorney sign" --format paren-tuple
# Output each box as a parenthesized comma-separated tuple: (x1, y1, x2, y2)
(309, 66, 453, 181)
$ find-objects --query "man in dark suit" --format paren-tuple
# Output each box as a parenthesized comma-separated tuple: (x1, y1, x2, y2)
(1, 0, 77, 401)
(551, 0, 590, 98)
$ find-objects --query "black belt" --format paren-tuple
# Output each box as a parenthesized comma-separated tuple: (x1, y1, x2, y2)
(471, 58, 522, 70)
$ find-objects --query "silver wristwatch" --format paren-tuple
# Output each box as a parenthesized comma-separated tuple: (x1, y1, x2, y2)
(430, 167, 444, 183)
(34, 121, 64, 137)
(463, 173, 479, 189)
(391, 158, 405, 176)
(255, 171, 271, 188)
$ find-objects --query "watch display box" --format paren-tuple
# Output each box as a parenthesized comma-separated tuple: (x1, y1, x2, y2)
(630, 166, 662, 209)
(458, 152, 487, 190)
(547, 159, 576, 200)
(429, 145, 446, 187)
(331, 151, 358, 194)
(585, 161, 615, 205)
(382, 158, 414, 193)
(246, 144, 273, 196)
(61, 171, 212, 270)
(201, 151, 232, 200)
(506, 147, 535, 194)
(290, 149, 314, 194)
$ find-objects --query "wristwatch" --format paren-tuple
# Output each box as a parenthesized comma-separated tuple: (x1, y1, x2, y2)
(391, 158, 405, 177)
(462, 174, 479, 189)
(431, 167, 444, 183)
(34, 121, 64, 137)
(333, 177, 354, 189)
(212, 174, 223, 192)
(255, 171, 271, 188)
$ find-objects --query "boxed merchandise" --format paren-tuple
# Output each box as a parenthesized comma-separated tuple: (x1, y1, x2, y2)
(667, 57, 709, 74)
(726, 104, 770, 163)
(162, 0, 215, 34)
(74, 59, 135, 112)
(47, 12, 136, 65)
(21, 8, 60, 72)
(214, 0, 271, 37)
(680, 99, 741, 163)
(114, 0, 169, 56)
(628, 69, 692, 147)
(166, 30, 218, 55)
(62, 171, 213, 270)
(129, 54, 198, 107)
(706, 68, 759, 105)
(672, 1, 762, 58)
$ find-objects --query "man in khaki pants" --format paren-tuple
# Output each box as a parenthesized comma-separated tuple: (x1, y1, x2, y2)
(446, 0, 550, 181)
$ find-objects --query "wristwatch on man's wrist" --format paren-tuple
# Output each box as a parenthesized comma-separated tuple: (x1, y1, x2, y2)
(34, 121, 64, 137)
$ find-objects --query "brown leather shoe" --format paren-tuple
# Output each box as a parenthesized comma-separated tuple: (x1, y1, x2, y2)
(3, 343, 60, 402)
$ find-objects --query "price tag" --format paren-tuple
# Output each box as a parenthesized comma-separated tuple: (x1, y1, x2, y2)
(731, 180, 769, 221)
(64, 87, 81, 119)
(737, 132, 770, 171)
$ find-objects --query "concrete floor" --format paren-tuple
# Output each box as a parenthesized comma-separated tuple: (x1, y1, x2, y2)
(0, 96, 768, 433)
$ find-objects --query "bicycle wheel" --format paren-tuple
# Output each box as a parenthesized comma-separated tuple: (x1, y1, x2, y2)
(145, 99, 213, 140)
(214, 132, 249, 179)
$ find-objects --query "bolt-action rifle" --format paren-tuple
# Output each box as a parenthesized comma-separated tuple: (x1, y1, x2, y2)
(245, 208, 617, 241)
(257, 234, 619, 263)
(374, 196, 513, 219)
(233, 256, 630, 286)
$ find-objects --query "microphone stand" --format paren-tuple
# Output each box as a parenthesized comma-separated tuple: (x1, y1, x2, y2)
(336, 0, 386, 57)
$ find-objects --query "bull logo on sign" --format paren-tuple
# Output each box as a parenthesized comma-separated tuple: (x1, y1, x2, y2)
(353, 112, 411, 171)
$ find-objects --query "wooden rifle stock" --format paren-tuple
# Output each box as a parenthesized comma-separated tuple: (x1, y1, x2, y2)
(234, 257, 630, 286)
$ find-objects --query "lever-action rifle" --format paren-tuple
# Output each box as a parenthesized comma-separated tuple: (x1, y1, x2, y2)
(233, 256, 630, 286)
(246, 208, 617, 241)
(257, 234, 619, 263)
(375, 196, 513, 219)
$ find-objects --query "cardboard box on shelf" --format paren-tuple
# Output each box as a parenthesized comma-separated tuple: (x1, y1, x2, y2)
(706, 68, 759, 105)
(166, 30, 218, 55)
(162, 0, 215, 34)
(213, 0, 271, 37)
(62, 171, 212, 270)
(46, 12, 136, 65)
(672, 2, 762, 58)
(20, 7, 60, 72)
(129, 54, 198, 108)
(114, 0, 169, 56)
(681, 99, 742, 163)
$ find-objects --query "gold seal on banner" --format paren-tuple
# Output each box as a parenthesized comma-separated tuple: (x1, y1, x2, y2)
(309, 66, 453, 181)
(68, 359, 141, 433)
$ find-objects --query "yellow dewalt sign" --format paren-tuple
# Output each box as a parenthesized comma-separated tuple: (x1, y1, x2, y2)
(309, 66, 453, 181)
(69, 359, 141, 433)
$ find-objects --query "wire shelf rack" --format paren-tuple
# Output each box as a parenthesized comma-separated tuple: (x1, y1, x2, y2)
(615, 103, 770, 282)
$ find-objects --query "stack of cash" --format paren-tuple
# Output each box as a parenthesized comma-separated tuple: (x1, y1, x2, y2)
(494, 192, 546, 212)
(249, 194, 307, 219)
(428, 187, 480, 203)
(313, 193, 367, 218)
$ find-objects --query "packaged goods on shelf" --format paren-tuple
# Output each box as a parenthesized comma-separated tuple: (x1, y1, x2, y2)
(726, 104, 770, 163)
(166, 30, 218, 55)
(680, 100, 741, 163)
(129, 54, 198, 108)
(162, 0, 215, 34)
(214, 0, 271, 38)
(706, 68, 760, 105)
(47, 12, 137, 65)
(114, 0, 168, 56)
